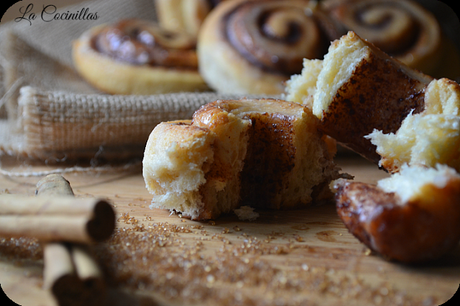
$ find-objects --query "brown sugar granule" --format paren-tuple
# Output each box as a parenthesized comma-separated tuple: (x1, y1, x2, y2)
(0, 237, 42, 262)
(0, 207, 438, 306)
(88, 217, 430, 306)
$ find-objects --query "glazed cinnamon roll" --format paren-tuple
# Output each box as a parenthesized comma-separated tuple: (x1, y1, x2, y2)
(323, 0, 444, 76)
(197, 0, 346, 95)
(72, 19, 209, 95)
(155, 0, 229, 38)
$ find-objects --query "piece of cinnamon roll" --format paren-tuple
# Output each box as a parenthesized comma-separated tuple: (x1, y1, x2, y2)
(197, 0, 346, 95)
(323, 0, 460, 79)
(334, 164, 460, 263)
(143, 98, 342, 220)
(72, 19, 210, 95)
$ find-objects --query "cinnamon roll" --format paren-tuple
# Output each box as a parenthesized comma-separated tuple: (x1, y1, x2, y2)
(143, 98, 342, 220)
(197, 0, 346, 95)
(155, 0, 228, 38)
(323, 0, 450, 77)
(72, 19, 209, 95)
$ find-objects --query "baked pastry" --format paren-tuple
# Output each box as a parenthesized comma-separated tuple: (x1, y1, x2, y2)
(155, 0, 228, 38)
(322, 0, 447, 77)
(143, 98, 343, 220)
(72, 19, 210, 95)
(365, 79, 460, 173)
(197, 0, 345, 95)
(334, 164, 460, 263)
(285, 31, 435, 164)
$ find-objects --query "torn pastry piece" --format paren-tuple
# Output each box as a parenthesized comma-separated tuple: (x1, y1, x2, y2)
(143, 120, 217, 219)
(143, 98, 343, 220)
(365, 78, 460, 173)
(286, 33, 460, 170)
(366, 114, 460, 174)
(334, 164, 460, 264)
(197, 0, 345, 95)
(286, 31, 435, 163)
(72, 19, 209, 95)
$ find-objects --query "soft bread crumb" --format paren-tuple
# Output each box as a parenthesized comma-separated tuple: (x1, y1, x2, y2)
(377, 164, 460, 204)
(366, 113, 460, 173)
(143, 121, 215, 219)
(234, 206, 259, 221)
(284, 59, 323, 109)
(424, 78, 460, 115)
(364, 77, 460, 173)
(312, 32, 370, 118)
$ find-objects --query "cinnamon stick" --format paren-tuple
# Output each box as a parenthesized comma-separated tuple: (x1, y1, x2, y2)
(0, 194, 115, 243)
(37, 174, 107, 306)
(43, 243, 107, 306)
(1, 173, 115, 244)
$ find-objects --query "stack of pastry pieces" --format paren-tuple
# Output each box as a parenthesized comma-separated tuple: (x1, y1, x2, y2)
(285, 31, 460, 264)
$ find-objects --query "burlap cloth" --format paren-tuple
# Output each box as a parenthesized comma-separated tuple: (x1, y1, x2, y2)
(0, 0, 269, 167)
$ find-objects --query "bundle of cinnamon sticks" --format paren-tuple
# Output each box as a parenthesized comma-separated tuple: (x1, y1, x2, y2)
(0, 174, 116, 306)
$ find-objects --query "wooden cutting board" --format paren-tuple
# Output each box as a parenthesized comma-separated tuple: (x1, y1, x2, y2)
(1, 154, 459, 306)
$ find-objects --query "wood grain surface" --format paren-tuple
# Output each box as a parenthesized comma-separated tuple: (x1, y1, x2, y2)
(1, 153, 459, 306)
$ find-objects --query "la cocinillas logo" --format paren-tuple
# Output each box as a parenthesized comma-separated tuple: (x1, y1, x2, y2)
(14, 3, 99, 25)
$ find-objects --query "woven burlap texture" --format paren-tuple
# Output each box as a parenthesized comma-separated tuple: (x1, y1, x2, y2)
(0, 0, 271, 162)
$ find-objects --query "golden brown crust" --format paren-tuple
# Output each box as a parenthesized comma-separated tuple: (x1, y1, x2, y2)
(198, 0, 345, 95)
(334, 175, 460, 263)
(72, 20, 210, 95)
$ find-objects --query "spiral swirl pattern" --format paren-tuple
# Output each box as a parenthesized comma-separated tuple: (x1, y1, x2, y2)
(223, 1, 345, 76)
(325, 0, 441, 69)
(92, 19, 198, 69)
(156, 0, 226, 37)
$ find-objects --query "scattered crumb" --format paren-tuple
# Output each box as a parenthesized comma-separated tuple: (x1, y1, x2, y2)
(233, 206, 259, 221)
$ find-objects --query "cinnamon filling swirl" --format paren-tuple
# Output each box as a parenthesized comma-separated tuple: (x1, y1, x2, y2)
(91, 19, 199, 70)
(222, 1, 344, 76)
(326, 0, 440, 63)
